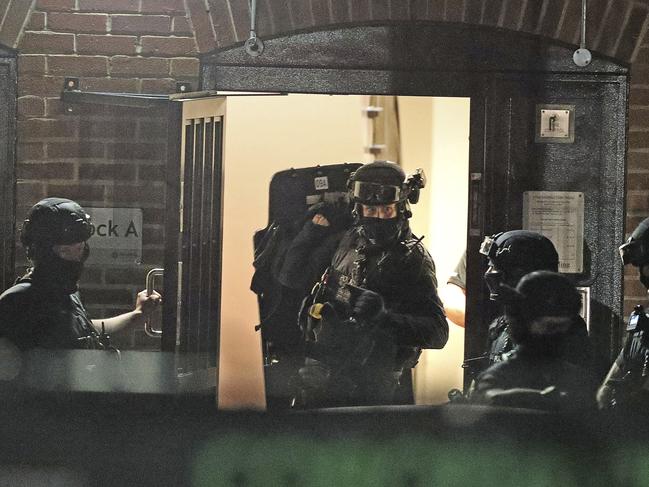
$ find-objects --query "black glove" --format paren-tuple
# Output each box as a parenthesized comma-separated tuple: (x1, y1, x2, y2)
(353, 289, 386, 323)
(317, 303, 356, 344)
(305, 201, 352, 231)
(298, 359, 331, 389)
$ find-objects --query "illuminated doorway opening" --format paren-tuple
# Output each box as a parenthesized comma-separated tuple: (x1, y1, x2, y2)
(219, 94, 470, 408)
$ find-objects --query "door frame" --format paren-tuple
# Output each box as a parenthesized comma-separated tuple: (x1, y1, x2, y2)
(0, 46, 17, 292)
(201, 22, 630, 382)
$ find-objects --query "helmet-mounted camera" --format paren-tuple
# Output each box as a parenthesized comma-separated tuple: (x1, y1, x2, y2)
(479, 233, 504, 260)
(403, 168, 426, 204)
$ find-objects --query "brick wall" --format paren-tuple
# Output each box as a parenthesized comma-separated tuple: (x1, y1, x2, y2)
(11, 0, 200, 349)
(626, 37, 649, 317)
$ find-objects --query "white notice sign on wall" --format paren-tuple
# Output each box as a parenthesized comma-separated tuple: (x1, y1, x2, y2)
(522, 191, 584, 273)
(85, 207, 143, 265)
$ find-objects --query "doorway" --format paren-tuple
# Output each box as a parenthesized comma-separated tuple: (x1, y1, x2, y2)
(219, 94, 470, 407)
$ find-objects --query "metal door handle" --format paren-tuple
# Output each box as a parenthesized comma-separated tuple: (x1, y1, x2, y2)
(144, 268, 164, 337)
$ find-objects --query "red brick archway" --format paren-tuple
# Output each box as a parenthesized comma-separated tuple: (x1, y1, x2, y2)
(187, 0, 648, 64)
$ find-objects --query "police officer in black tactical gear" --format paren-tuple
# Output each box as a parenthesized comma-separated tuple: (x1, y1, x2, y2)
(0, 198, 161, 378)
(472, 271, 596, 411)
(597, 217, 649, 409)
(279, 161, 448, 408)
(479, 230, 592, 368)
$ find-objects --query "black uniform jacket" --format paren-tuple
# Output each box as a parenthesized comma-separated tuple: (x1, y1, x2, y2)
(0, 275, 100, 351)
(473, 345, 597, 410)
(279, 221, 448, 367)
(487, 314, 593, 368)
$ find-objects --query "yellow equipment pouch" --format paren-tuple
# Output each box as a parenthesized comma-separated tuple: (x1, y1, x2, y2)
(309, 303, 324, 319)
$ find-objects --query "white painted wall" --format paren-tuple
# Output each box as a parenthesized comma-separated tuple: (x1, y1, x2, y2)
(219, 94, 370, 409)
(400, 97, 470, 404)
(219, 94, 469, 408)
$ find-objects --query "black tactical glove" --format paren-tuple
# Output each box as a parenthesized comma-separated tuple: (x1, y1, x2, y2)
(353, 289, 387, 323)
(298, 358, 331, 389)
(316, 303, 356, 348)
(305, 201, 352, 231)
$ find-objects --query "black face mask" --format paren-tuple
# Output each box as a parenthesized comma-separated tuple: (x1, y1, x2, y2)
(359, 217, 402, 246)
(31, 243, 89, 294)
(485, 265, 527, 301)
(522, 332, 569, 358)
(484, 268, 504, 301)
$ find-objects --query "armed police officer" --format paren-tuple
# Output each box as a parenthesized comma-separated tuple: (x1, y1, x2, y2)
(0, 198, 161, 383)
(279, 161, 448, 408)
(479, 230, 592, 369)
(472, 271, 596, 411)
(597, 217, 649, 410)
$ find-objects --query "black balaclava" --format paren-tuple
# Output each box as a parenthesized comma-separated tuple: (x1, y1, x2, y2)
(359, 216, 408, 247)
(505, 271, 581, 357)
(30, 243, 90, 294)
(21, 198, 92, 295)
(480, 230, 559, 301)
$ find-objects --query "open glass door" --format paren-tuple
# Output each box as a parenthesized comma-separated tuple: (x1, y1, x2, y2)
(162, 96, 226, 395)
(48, 90, 229, 400)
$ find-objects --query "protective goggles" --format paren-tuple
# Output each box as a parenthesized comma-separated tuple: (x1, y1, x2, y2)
(44, 213, 93, 245)
(352, 181, 401, 204)
(58, 217, 93, 244)
(619, 239, 648, 266)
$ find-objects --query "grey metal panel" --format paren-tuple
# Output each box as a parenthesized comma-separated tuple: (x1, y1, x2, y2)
(202, 64, 488, 96)
(0, 54, 16, 291)
(201, 23, 627, 89)
(482, 73, 627, 364)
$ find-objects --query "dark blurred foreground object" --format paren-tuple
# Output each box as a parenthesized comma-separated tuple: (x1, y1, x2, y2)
(1, 389, 649, 487)
(472, 271, 596, 411)
(598, 217, 649, 410)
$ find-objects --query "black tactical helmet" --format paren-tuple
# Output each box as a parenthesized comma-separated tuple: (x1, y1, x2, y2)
(515, 270, 581, 321)
(21, 198, 92, 254)
(480, 230, 559, 273)
(507, 271, 581, 344)
(481, 230, 559, 301)
(619, 217, 649, 267)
